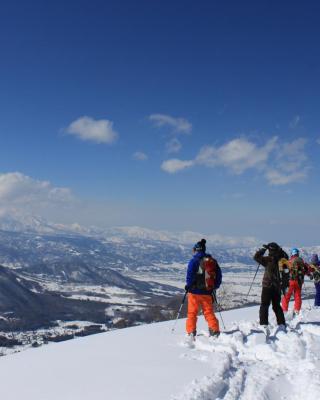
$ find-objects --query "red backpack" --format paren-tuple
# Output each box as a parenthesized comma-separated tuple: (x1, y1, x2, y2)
(195, 255, 219, 291)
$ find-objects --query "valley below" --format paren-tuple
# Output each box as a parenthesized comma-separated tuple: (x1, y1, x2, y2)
(0, 219, 317, 356)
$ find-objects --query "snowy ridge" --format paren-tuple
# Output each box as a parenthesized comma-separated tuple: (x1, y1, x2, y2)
(1, 304, 319, 399)
(0, 212, 260, 248)
(109, 226, 260, 248)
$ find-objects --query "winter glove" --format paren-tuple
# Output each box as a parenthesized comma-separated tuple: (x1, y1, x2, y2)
(258, 246, 267, 254)
(184, 285, 191, 292)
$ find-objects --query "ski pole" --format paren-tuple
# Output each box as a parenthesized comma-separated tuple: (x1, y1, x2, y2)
(246, 264, 260, 302)
(212, 291, 226, 330)
(171, 291, 187, 333)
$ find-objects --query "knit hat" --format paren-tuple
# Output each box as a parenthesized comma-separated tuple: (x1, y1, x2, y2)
(267, 242, 280, 251)
(193, 238, 206, 252)
(267, 242, 281, 258)
(291, 247, 299, 256)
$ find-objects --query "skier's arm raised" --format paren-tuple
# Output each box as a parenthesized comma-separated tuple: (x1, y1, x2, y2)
(253, 246, 269, 267)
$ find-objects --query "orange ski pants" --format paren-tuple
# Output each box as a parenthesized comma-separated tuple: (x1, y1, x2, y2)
(186, 293, 220, 334)
(281, 280, 302, 312)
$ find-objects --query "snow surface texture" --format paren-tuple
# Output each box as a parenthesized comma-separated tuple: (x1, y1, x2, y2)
(0, 304, 319, 400)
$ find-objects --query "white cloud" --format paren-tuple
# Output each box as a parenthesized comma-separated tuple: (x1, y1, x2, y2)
(275, 138, 307, 173)
(281, 137, 306, 157)
(133, 152, 148, 161)
(0, 173, 73, 212)
(265, 169, 307, 185)
(196, 137, 278, 174)
(161, 159, 194, 173)
(289, 115, 301, 129)
(149, 114, 192, 134)
(161, 136, 310, 186)
(166, 138, 182, 153)
(265, 138, 309, 185)
(66, 116, 118, 144)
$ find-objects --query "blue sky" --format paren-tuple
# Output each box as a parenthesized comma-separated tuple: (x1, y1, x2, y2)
(0, 0, 319, 245)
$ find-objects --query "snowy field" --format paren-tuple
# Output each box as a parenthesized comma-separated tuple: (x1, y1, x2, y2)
(0, 303, 319, 399)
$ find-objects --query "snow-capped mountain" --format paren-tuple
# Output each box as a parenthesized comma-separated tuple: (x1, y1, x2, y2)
(0, 212, 83, 235)
(1, 304, 319, 399)
(0, 213, 262, 285)
(0, 212, 261, 248)
(108, 226, 261, 249)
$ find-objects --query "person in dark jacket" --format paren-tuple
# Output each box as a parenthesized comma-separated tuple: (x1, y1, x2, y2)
(253, 242, 288, 331)
(309, 254, 320, 307)
(185, 239, 222, 339)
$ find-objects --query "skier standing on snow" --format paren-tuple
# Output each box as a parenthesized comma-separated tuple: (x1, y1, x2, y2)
(281, 248, 309, 315)
(253, 242, 288, 332)
(309, 254, 320, 307)
(185, 239, 222, 340)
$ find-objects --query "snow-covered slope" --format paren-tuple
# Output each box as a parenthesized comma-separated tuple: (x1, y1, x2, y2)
(1, 304, 319, 400)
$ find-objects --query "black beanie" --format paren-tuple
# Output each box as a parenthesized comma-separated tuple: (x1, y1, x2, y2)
(193, 238, 206, 252)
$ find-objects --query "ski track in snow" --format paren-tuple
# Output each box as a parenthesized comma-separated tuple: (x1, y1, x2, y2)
(174, 308, 320, 400)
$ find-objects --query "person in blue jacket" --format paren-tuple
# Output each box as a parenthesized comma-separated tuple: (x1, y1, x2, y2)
(185, 239, 222, 339)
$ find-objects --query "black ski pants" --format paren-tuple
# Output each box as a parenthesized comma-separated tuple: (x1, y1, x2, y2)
(259, 286, 285, 326)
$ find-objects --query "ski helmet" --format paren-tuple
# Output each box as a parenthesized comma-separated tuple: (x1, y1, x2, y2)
(291, 247, 299, 256)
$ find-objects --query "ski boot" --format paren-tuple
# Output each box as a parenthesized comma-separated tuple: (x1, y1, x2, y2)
(184, 331, 196, 347)
(260, 325, 270, 337)
(277, 324, 287, 333)
(293, 310, 300, 318)
(209, 328, 220, 338)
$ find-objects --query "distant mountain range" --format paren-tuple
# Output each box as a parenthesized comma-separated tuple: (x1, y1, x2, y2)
(0, 211, 261, 248)
(0, 212, 318, 331)
(0, 212, 319, 280)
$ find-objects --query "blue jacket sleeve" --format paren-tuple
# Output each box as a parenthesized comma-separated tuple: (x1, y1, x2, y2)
(186, 257, 199, 287)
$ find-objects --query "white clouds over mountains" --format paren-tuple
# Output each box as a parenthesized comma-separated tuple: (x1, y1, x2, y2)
(162, 136, 309, 185)
(166, 138, 182, 154)
(161, 159, 195, 173)
(133, 151, 148, 161)
(66, 116, 118, 144)
(195, 137, 277, 174)
(148, 114, 192, 134)
(0, 172, 73, 215)
(161, 137, 277, 174)
(289, 115, 301, 129)
(63, 113, 311, 186)
(148, 113, 192, 156)
(266, 138, 308, 185)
